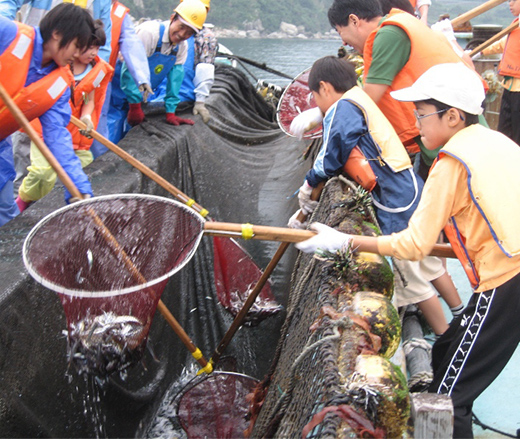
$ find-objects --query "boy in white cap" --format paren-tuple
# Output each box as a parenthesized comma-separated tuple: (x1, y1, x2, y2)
(295, 62, 520, 439)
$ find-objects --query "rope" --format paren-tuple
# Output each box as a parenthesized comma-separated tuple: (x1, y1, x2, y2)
(402, 337, 432, 356)
(270, 325, 344, 420)
(407, 371, 433, 391)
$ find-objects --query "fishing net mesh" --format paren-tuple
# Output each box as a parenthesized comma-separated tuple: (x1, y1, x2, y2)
(0, 65, 309, 438)
(23, 195, 204, 376)
(177, 372, 259, 438)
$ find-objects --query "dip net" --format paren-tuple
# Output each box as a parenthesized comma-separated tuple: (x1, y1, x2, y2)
(23, 194, 205, 376)
(176, 371, 259, 438)
(276, 67, 322, 140)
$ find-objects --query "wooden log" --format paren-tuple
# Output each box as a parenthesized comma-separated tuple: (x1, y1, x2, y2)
(410, 393, 454, 439)
(402, 306, 433, 392)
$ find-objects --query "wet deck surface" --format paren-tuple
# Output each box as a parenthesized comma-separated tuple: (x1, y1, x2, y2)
(446, 260, 520, 439)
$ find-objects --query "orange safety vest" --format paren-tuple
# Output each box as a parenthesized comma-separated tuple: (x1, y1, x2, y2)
(0, 22, 73, 140)
(498, 19, 520, 78)
(363, 9, 462, 154)
(109, 1, 130, 68)
(67, 57, 114, 150)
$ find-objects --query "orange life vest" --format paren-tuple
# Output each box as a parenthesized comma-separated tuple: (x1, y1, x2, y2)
(408, 0, 417, 8)
(363, 9, 462, 154)
(0, 22, 73, 140)
(109, 1, 130, 68)
(498, 19, 520, 77)
(67, 57, 114, 150)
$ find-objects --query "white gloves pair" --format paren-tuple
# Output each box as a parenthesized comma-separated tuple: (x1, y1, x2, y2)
(138, 83, 154, 103)
(295, 222, 352, 254)
(193, 101, 211, 123)
(289, 107, 323, 140)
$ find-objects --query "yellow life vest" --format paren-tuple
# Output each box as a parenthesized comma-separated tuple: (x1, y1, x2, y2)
(342, 86, 412, 173)
(439, 124, 520, 268)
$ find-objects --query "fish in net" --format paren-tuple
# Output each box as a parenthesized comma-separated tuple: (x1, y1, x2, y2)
(23, 194, 205, 376)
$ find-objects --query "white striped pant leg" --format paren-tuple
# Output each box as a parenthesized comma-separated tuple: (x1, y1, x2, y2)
(428, 272, 520, 438)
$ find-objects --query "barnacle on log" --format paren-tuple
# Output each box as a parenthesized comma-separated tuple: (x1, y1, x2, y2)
(349, 355, 410, 439)
(352, 291, 401, 359)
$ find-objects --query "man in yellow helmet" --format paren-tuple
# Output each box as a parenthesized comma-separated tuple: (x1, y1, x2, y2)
(178, 0, 217, 124)
(149, 0, 217, 124)
(114, 0, 207, 136)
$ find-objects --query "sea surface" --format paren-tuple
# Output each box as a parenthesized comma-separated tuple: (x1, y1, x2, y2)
(150, 38, 520, 439)
(218, 37, 344, 87)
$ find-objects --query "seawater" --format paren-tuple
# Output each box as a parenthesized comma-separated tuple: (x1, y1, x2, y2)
(218, 36, 472, 87)
(218, 37, 344, 86)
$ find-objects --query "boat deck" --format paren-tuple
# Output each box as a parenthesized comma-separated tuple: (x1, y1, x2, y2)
(446, 259, 520, 439)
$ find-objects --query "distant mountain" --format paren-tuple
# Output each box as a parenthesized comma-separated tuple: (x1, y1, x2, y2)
(122, 0, 512, 34)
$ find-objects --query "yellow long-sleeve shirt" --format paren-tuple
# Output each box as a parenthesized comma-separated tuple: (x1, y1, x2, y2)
(377, 132, 520, 292)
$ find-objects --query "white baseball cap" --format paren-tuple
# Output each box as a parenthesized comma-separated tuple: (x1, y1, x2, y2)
(390, 63, 485, 115)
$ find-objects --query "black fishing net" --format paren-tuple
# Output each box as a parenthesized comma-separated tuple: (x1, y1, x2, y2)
(0, 65, 309, 438)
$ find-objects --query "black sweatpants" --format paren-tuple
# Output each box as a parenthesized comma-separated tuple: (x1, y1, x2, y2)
(428, 271, 520, 438)
(498, 88, 520, 147)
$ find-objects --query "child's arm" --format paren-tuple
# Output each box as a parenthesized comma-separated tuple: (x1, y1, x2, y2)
(306, 101, 365, 187)
(79, 89, 95, 135)
(482, 35, 507, 56)
(39, 89, 93, 201)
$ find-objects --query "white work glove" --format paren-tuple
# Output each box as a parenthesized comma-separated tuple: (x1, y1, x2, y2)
(298, 180, 319, 215)
(138, 83, 154, 103)
(193, 101, 211, 123)
(289, 107, 323, 140)
(467, 50, 482, 61)
(68, 194, 92, 204)
(431, 18, 455, 42)
(287, 209, 308, 230)
(295, 222, 352, 254)
(79, 114, 94, 138)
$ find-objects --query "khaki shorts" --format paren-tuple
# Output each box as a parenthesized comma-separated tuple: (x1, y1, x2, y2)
(393, 256, 446, 308)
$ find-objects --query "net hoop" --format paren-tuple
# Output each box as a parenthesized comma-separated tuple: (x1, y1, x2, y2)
(22, 194, 206, 298)
(276, 67, 323, 140)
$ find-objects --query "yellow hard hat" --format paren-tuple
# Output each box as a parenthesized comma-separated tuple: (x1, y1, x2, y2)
(174, 0, 207, 31)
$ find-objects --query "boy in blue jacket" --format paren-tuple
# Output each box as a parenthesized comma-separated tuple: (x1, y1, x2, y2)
(290, 56, 462, 336)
